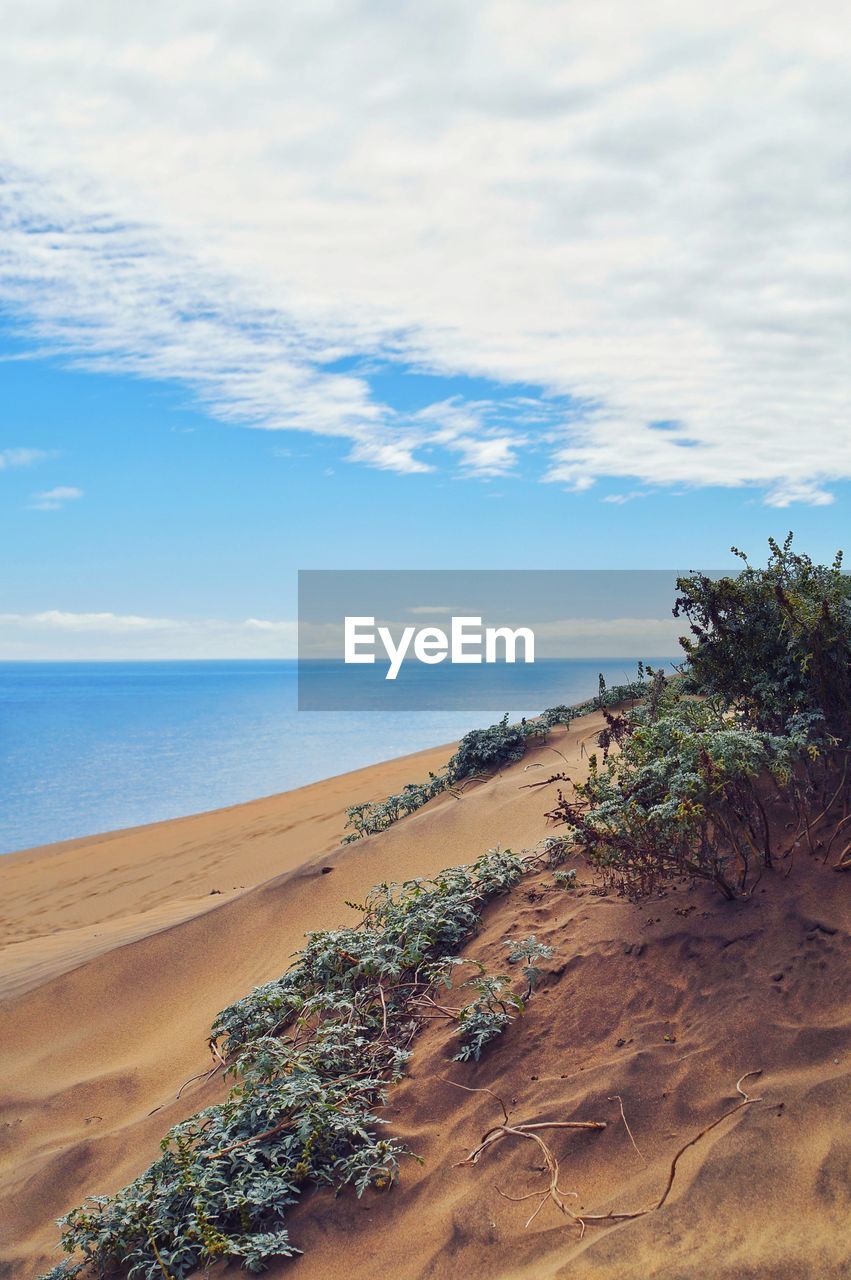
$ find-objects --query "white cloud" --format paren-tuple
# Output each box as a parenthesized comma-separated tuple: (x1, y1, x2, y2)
(601, 491, 647, 505)
(301, 612, 682, 658)
(0, 610, 297, 658)
(4, 609, 178, 633)
(0, 448, 51, 470)
(407, 605, 458, 616)
(0, 3, 849, 499)
(763, 480, 835, 508)
(531, 615, 683, 655)
(29, 485, 84, 510)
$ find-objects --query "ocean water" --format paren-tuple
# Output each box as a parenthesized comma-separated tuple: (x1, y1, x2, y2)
(0, 659, 661, 855)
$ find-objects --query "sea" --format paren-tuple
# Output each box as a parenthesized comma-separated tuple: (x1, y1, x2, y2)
(0, 659, 667, 855)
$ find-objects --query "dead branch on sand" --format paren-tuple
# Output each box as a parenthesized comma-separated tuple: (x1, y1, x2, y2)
(453, 1071, 763, 1236)
(608, 1093, 647, 1164)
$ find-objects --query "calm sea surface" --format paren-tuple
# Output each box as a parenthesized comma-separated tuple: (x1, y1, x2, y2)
(0, 659, 661, 854)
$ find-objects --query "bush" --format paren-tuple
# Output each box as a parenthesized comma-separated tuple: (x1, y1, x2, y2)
(547, 537, 851, 899)
(452, 974, 522, 1062)
(342, 672, 655, 843)
(546, 692, 794, 899)
(552, 868, 577, 889)
(503, 935, 555, 997)
(446, 713, 530, 783)
(675, 533, 851, 740)
(44, 850, 526, 1280)
(342, 775, 448, 842)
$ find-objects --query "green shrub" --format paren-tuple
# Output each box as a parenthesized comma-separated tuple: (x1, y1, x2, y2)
(44, 849, 525, 1280)
(547, 691, 796, 899)
(675, 533, 851, 740)
(552, 868, 577, 889)
(452, 974, 523, 1062)
(503, 935, 555, 997)
(446, 713, 529, 783)
(342, 775, 449, 842)
(342, 672, 654, 843)
(546, 539, 851, 899)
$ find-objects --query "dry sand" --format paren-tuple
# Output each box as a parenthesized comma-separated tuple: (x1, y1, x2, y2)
(1, 714, 849, 1279)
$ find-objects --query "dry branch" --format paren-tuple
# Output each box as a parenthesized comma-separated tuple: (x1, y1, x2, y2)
(608, 1093, 646, 1164)
(454, 1072, 763, 1236)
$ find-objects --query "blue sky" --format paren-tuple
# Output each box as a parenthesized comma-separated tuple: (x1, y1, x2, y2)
(1, 2, 849, 657)
(4, 330, 850, 658)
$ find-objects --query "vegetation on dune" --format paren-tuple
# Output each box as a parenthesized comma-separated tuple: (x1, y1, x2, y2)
(342, 677, 652, 842)
(546, 688, 805, 899)
(675, 534, 851, 740)
(546, 535, 851, 897)
(44, 536, 851, 1279)
(44, 847, 569, 1280)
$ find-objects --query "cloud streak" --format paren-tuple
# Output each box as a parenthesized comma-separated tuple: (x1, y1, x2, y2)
(0, 2, 849, 499)
(0, 610, 297, 659)
(29, 485, 83, 510)
(0, 448, 52, 471)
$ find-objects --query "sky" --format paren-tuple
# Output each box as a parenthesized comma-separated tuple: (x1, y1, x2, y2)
(1, 1, 850, 658)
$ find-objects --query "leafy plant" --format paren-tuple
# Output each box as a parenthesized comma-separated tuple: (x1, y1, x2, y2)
(674, 534, 851, 740)
(341, 673, 654, 843)
(44, 849, 524, 1280)
(342, 775, 448, 842)
(546, 537, 851, 900)
(446, 713, 531, 782)
(547, 690, 797, 899)
(503, 936, 555, 997)
(452, 974, 524, 1062)
(552, 868, 577, 889)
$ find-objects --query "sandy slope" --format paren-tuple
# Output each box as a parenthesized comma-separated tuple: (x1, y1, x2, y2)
(1, 714, 849, 1280)
(0, 740, 453, 1000)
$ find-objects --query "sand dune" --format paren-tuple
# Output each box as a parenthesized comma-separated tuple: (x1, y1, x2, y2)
(1, 714, 849, 1279)
(0, 740, 453, 998)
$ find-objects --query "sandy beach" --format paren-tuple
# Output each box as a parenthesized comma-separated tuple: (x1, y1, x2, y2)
(1, 712, 849, 1280)
(3, 2, 848, 1274)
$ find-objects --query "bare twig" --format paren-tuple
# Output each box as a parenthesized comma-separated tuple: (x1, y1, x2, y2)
(440, 1077, 510, 1124)
(454, 1116, 606, 1231)
(206, 1037, 230, 1068)
(810, 756, 849, 835)
(833, 845, 851, 872)
(176, 1063, 222, 1100)
(377, 982, 389, 1038)
(608, 1094, 646, 1164)
(456, 1120, 604, 1229)
(822, 811, 851, 861)
(520, 772, 570, 792)
(639, 1071, 763, 1216)
(209, 1116, 293, 1160)
(456, 1072, 764, 1234)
